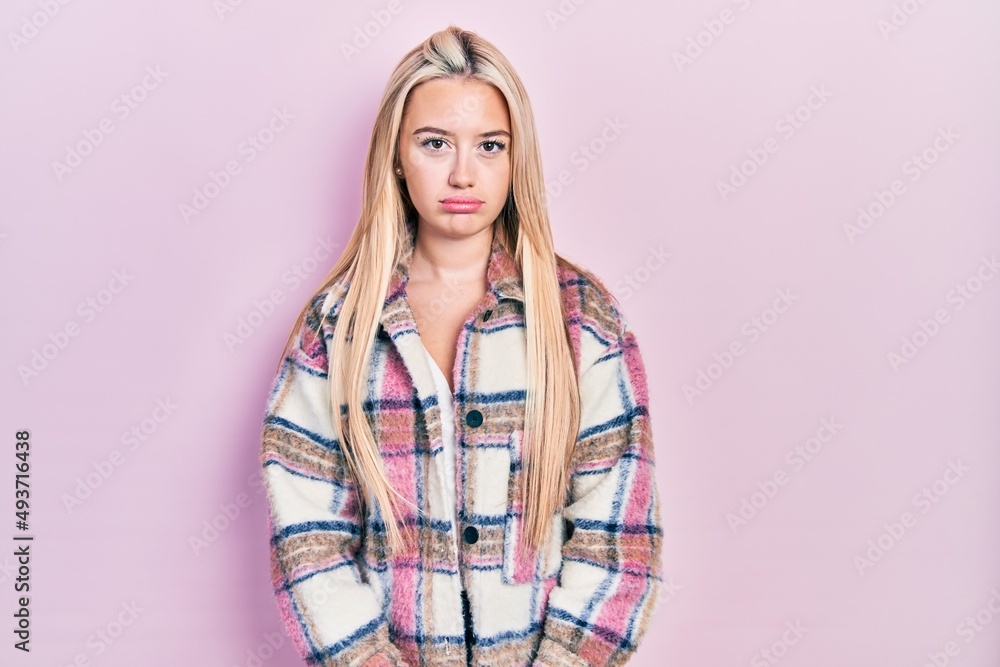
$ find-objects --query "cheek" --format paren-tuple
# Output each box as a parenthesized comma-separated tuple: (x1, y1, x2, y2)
(406, 156, 449, 188)
(493, 163, 512, 194)
(405, 172, 436, 201)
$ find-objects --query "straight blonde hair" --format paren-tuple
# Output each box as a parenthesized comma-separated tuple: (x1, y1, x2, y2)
(273, 25, 600, 557)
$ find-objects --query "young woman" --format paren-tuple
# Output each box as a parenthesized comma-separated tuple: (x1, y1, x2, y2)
(259, 25, 663, 667)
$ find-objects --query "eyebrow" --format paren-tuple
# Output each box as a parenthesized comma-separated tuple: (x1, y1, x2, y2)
(412, 126, 511, 139)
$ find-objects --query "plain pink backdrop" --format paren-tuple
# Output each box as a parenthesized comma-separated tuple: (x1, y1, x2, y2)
(3, 1, 999, 665)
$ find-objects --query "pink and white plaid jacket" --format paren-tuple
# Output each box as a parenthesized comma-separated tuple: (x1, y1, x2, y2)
(259, 222, 664, 666)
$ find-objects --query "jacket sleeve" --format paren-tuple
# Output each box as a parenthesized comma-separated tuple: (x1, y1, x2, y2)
(259, 294, 408, 667)
(533, 310, 664, 667)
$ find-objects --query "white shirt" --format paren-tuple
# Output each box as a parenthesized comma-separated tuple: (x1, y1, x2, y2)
(421, 344, 465, 590)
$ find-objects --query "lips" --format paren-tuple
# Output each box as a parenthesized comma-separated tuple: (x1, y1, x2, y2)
(440, 196, 483, 213)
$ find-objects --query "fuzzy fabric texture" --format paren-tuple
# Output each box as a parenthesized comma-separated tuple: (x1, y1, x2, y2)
(260, 220, 664, 666)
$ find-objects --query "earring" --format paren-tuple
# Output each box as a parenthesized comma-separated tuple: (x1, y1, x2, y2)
(395, 167, 403, 177)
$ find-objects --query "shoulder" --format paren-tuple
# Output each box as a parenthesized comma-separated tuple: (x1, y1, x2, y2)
(555, 254, 634, 372)
(304, 273, 352, 329)
(287, 274, 352, 368)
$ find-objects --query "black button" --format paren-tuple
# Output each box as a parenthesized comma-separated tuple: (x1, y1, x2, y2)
(565, 519, 575, 540)
(465, 409, 483, 428)
(482, 309, 492, 322)
(463, 526, 479, 544)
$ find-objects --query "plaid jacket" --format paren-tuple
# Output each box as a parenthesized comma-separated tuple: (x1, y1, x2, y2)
(260, 222, 664, 666)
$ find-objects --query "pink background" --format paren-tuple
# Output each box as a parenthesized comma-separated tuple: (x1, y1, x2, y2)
(3, 1, 999, 665)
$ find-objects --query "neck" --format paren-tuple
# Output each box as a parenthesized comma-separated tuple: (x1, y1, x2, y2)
(409, 222, 494, 285)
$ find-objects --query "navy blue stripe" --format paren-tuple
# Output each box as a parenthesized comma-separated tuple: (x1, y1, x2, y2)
(578, 405, 647, 440)
(265, 415, 341, 450)
(561, 554, 660, 576)
(262, 459, 351, 488)
(571, 517, 663, 536)
(275, 520, 360, 542)
(310, 616, 386, 662)
(544, 607, 637, 651)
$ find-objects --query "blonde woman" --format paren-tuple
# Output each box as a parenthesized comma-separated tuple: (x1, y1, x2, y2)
(259, 25, 663, 667)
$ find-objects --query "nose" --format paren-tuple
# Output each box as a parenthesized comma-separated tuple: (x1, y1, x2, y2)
(448, 147, 475, 189)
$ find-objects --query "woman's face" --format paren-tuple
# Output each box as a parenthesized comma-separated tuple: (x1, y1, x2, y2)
(397, 78, 512, 240)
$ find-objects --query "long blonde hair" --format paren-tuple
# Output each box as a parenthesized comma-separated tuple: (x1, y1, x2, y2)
(273, 25, 595, 557)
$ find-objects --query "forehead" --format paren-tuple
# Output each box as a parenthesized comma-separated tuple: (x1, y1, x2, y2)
(402, 78, 510, 130)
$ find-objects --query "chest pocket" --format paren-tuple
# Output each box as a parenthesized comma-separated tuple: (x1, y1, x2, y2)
(501, 429, 566, 585)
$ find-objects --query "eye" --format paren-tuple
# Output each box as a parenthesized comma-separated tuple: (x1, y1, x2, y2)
(482, 140, 507, 154)
(420, 137, 447, 150)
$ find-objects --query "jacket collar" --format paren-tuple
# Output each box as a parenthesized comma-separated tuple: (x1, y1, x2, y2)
(378, 219, 524, 330)
(376, 218, 524, 401)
